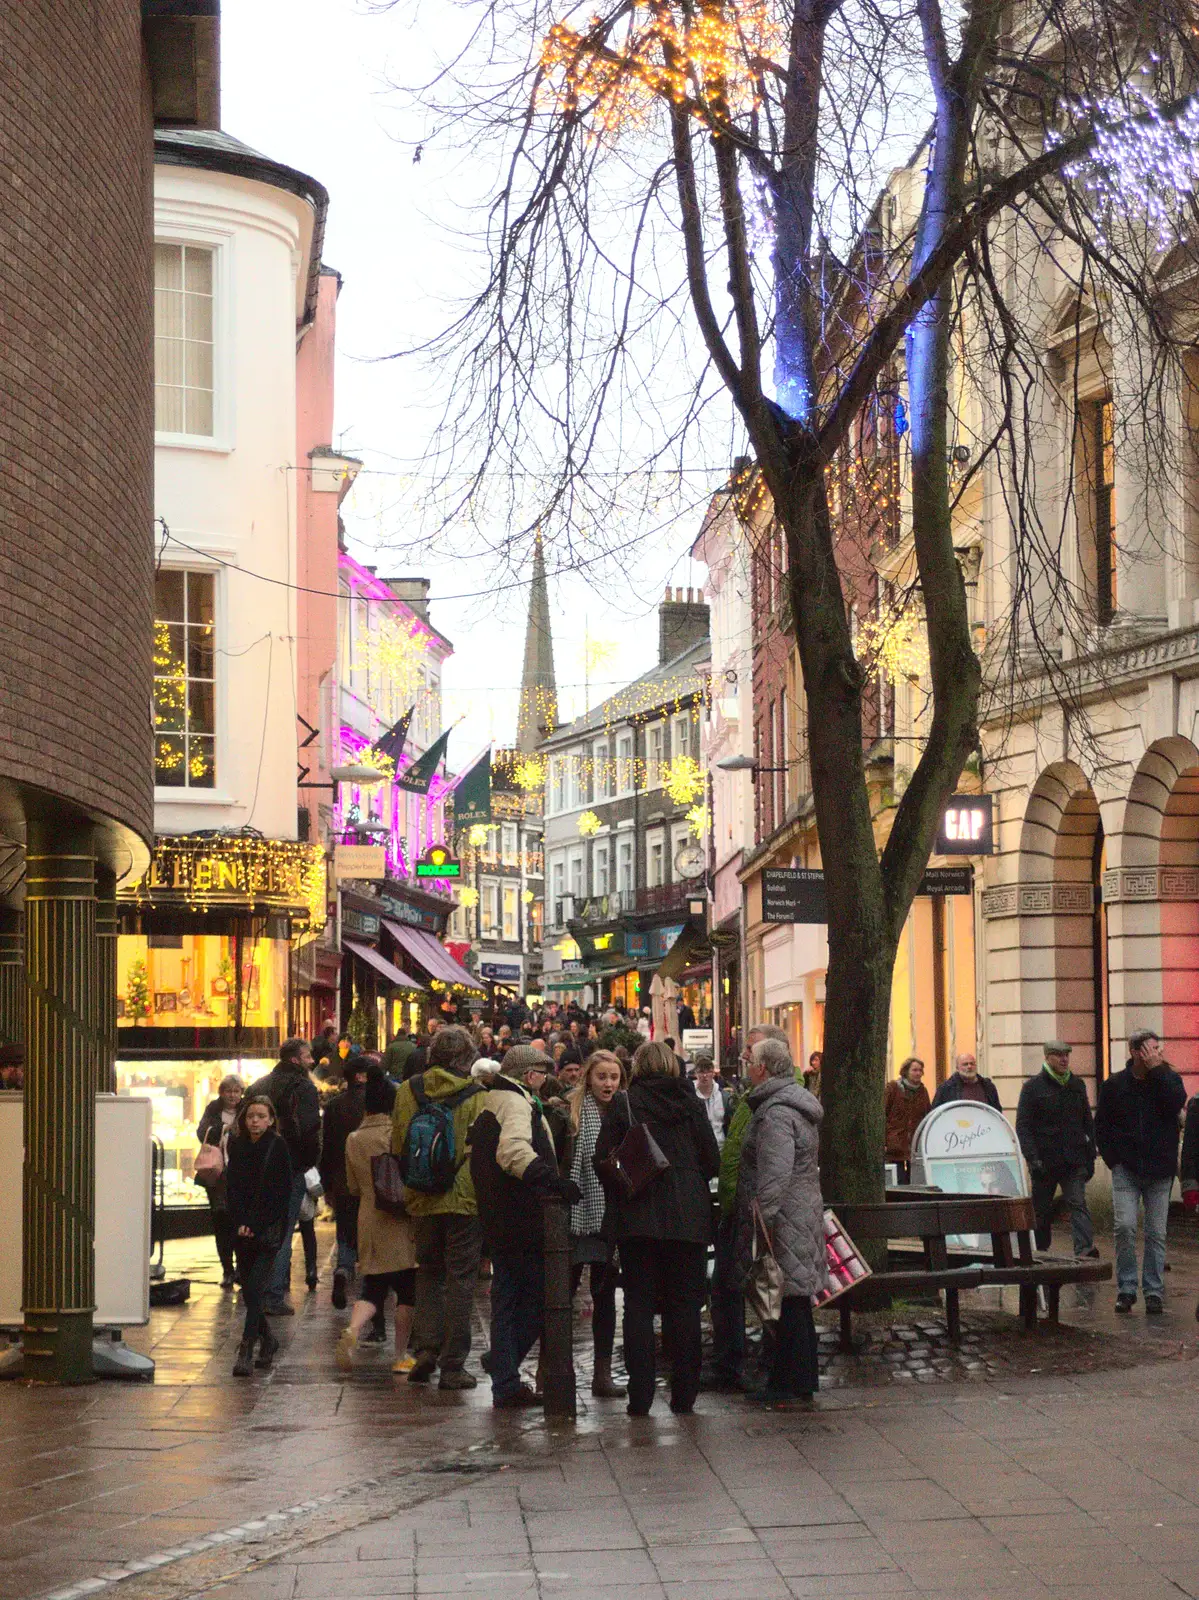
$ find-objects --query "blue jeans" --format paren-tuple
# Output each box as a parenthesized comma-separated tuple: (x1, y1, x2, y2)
(489, 1251, 544, 1402)
(1111, 1165, 1172, 1298)
(265, 1173, 308, 1304)
(334, 1194, 359, 1276)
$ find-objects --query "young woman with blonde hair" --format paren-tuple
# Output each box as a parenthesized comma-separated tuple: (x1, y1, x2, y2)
(566, 1049, 627, 1397)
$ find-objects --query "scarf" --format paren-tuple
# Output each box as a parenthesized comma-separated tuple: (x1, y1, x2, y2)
(1043, 1063, 1071, 1086)
(569, 1091, 607, 1239)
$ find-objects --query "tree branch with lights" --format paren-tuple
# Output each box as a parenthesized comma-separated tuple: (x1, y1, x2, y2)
(392, 0, 1199, 1206)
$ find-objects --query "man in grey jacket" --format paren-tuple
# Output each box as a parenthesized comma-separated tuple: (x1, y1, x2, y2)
(734, 1037, 828, 1408)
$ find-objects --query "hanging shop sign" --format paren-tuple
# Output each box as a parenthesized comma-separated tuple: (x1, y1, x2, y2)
(333, 844, 386, 882)
(937, 795, 994, 855)
(125, 835, 327, 926)
(764, 862, 974, 925)
(763, 868, 828, 924)
(414, 845, 462, 880)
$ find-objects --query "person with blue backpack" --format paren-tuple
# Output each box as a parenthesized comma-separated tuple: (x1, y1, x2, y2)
(389, 1025, 484, 1388)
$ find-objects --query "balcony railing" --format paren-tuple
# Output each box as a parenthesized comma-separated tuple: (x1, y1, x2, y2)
(636, 881, 690, 915)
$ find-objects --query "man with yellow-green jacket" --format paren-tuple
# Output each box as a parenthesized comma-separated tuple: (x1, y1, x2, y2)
(390, 1025, 484, 1389)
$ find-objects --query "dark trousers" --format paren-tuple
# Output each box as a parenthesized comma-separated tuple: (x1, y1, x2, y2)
(770, 1295, 819, 1397)
(266, 1173, 308, 1304)
(571, 1258, 617, 1363)
(210, 1204, 237, 1278)
(298, 1214, 317, 1281)
(709, 1215, 745, 1378)
(490, 1251, 545, 1401)
(619, 1237, 707, 1414)
(411, 1213, 482, 1372)
(235, 1240, 274, 1345)
(1031, 1167, 1095, 1255)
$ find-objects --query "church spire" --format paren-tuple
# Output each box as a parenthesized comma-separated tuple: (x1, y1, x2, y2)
(516, 529, 558, 752)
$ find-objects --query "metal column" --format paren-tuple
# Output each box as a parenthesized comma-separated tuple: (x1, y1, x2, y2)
(0, 907, 23, 1044)
(22, 815, 97, 1384)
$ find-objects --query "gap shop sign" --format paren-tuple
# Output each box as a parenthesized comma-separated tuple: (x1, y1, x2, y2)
(936, 794, 994, 855)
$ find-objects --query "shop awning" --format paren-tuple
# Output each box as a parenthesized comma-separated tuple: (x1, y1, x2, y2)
(655, 918, 711, 983)
(343, 938, 426, 992)
(382, 919, 485, 995)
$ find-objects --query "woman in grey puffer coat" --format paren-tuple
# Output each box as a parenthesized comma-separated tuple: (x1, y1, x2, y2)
(735, 1037, 827, 1404)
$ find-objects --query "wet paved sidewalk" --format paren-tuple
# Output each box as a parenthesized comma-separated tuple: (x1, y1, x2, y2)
(2, 1228, 1199, 1600)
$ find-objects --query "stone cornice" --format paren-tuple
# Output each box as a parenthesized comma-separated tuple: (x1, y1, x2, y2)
(980, 623, 1199, 725)
(982, 882, 1094, 918)
(1103, 866, 1199, 903)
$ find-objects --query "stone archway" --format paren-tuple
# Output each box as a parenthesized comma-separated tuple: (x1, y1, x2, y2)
(982, 762, 1103, 1106)
(1108, 737, 1199, 1084)
(1018, 762, 1104, 1087)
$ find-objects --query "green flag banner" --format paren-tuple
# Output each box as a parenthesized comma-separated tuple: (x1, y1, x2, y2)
(396, 728, 451, 794)
(454, 750, 492, 829)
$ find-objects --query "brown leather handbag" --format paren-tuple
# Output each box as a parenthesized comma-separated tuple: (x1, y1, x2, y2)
(371, 1151, 409, 1217)
(594, 1091, 671, 1200)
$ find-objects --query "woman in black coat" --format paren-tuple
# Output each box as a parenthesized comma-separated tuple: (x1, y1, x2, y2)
(196, 1074, 244, 1288)
(225, 1093, 293, 1378)
(593, 1040, 720, 1416)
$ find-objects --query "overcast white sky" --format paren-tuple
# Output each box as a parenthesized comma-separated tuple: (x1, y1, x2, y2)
(220, 0, 723, 762)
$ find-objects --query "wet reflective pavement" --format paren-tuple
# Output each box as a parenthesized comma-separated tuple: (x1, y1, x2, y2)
(2, 1227, 1199, 1600)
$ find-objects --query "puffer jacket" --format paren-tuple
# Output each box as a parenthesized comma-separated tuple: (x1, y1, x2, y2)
(734, 1076, 828, 1299)
(593, 1075, 720, 1245)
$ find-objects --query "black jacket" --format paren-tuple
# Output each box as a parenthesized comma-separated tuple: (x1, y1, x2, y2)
(197, 1099, 230, 1147)
(319, 1083, 366, 1198)
(1095, 1060, 1186, 1181)
(931, 1072, 1001, 1112)
(226, 1130, 293, 1241)
(247, 1062, 321, 1171)
(469, 1076, 560, 1255)
(1015, 1069, 1095, 1175)
(593, 1075, 720, 1245)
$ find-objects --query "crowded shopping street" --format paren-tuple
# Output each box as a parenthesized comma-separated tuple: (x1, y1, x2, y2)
(10, 1, 1199, 1596)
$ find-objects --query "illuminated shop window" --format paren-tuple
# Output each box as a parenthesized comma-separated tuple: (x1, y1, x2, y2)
(154, 569, 216, 788)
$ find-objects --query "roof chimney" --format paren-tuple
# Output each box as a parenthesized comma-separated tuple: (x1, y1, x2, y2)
(659, 587, 709, 666)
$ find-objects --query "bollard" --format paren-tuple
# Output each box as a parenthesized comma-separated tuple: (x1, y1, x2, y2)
(541, 1194, 576, 1421)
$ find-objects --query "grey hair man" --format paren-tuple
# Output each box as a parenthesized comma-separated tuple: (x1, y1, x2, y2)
(748, 1036, 795, 1082)
(706, 1023, 789, 1394)
(735, 1030, 825, 1407)
(931, 1049, 1001, 1111)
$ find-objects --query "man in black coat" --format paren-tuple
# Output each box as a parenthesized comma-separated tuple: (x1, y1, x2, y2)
(931, 1051, 1001, 1110)
(319, 1056, 370, 1309)
(1095, 1028, 1186, 1314)
(248, 1038, 321, 1315)
(1015, 1042, 1097, 1257)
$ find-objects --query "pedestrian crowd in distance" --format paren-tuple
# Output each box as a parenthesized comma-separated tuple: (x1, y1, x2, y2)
(195, 1008, 1199, 1406)
(194, 1002, 831, 1412)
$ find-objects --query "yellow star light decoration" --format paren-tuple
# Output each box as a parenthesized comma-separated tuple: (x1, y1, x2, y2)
(686, 802, 710, 838)
(513, 755, 548, 791)
(459, 886, 480, 908)
(578, 810, 602, 837)
(468, 824, 489, 847)
(663, 756, 705, 806)
(521, 889, 535, 904)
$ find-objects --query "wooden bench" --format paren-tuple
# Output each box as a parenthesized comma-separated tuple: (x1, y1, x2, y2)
(829, 1195, 1111, 1348)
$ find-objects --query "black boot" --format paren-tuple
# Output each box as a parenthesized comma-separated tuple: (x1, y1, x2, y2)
(233, 1339, 254, 1377)
(256, 1327, 280, 1369)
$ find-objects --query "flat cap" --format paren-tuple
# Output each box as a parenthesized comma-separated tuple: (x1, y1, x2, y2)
(1044, 1041, 1073, 1055)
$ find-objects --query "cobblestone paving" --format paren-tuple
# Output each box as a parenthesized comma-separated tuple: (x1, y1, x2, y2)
(2, 1228, 1198, 1600)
